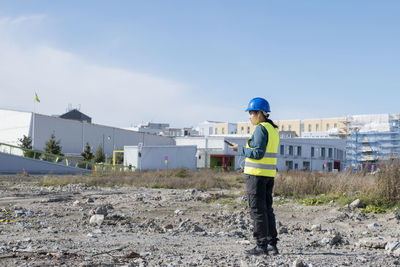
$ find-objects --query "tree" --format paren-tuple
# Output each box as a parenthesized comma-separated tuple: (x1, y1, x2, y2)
(81, 142, 94, 161)
(44, 133, 63, 161)
(94, 145, 105, 163)
(17, 135, 35, 158)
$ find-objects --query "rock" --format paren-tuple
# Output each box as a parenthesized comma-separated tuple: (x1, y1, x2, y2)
(14, 210, 24, 217)
(92, 229, 102, 234)
(311, 224, 321, 232)
(192, 225, 204, 232)
(367, 223, 379, 229)
(321, 230, 342, 246)
(25, 211, 32, 217)
(328, 231, 342, 245)
(73, 200, 80, 206)
(174, 209, 184, 216)
(349, 199, 363, 210)
(321, 237, 330, 246)
(86, 198, 94, 203)
(358, 237, 387, 249)
(89, 215, 104, 226)
(162, 224, 173, 231)
(292, 259, 306, 267)
(278, 226, 288, 234)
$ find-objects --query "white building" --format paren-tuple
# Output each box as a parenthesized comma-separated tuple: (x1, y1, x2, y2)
(124, 145, 197, 170)
(197, 120, 222, 136)
(0, 109, 175, 158)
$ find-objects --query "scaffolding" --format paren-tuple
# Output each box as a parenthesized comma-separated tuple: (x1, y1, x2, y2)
(346, 114, 400, 168)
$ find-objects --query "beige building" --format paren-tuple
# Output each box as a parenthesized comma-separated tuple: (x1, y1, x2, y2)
(275, 120, 301, 136)
(237, 122, 256, 135)
(212, 116, 347, 137)
(215, 122, 237, 135)
(303, 117, 346, 134)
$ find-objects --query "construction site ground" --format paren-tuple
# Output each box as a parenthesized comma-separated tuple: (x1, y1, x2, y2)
(0, 175, 399, 266)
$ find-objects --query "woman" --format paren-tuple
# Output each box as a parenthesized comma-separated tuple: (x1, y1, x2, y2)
(229, 97, 280, 256)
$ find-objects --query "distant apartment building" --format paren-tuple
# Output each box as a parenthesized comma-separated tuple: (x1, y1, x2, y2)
(275, 120, 302, 136)
(128, 122, 170, 135)
(197, 120, 222, 136)
(215, 122, 237, 135)
(237, 122, 256, 135)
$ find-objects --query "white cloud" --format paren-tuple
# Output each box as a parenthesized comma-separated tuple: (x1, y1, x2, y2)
(0, 16, 245, 127)
(0, 14, 45, 25)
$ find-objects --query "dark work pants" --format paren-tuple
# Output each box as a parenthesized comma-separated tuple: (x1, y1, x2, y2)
(246, 174, 278, 246)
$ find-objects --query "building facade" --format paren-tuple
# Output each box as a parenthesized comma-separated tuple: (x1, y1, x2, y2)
(215, 122, 237, 135)
(0, 109, 175, 159)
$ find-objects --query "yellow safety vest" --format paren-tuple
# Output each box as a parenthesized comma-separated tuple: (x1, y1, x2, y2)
(244, 122, 280, 177)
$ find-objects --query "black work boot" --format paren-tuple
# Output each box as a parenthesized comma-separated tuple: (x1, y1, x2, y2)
(267, 244, 279, 255)
(244, 245, 268, 256)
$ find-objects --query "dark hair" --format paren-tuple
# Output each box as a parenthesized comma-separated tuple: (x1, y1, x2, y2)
(263, 112, 279, 129)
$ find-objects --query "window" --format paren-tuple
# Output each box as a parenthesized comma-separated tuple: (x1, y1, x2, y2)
(303, 161, 310, 171)
(288, 145, 293, 155)
(327, 162, 333, 171)
(282, 125, 285, 131)
(222, 128, 225, 134)
(297, 146, 302, 156)
(321, 147, 326, 158)
(334, 123, 338, 128)
(215, 128, 218, 134)
(308, 124, 312, 132)
(326, 123, 330, 130)
(209, 127, 213, 135)
(328, 148, 333, 158)
(316, 124, 319, 131)
(285, 160, 293, 170)
(247, 127, 250, 134)
(289, 125, 292, 131)
(280, 145, 284, 155)
(294, 163, 298, 170)
(241, 126, 244, 133)
(311, 147, 315, 157)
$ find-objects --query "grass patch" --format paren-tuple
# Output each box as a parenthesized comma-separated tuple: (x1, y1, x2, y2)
(39, 169, 246, 191)
(276, 160, 400, 211)
(36, 160, 400, 212)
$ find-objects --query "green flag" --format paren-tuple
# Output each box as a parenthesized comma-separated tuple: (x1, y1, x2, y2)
(34, 92, 40, 103)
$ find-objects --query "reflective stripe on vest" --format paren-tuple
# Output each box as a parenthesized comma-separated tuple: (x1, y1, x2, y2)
(244, 122, 280, 177)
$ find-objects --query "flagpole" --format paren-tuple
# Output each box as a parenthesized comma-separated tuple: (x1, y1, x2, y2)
(33, 92, 35, 149)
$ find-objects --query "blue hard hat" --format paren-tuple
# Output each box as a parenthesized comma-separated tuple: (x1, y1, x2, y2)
(245, 97, 271, 112)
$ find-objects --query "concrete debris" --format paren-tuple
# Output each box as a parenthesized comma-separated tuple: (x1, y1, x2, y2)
(89, 214, 105, 226)
(292, 259, 306, 267)
(349, 199, 363, 210)
(311, 224, 321, 232)
(358, 237, 387, 249)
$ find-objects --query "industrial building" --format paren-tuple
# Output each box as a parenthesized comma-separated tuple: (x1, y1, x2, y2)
(0, 109, 174, 159)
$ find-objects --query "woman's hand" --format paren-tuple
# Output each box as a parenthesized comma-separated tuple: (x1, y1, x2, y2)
(229, 143, 238, 152)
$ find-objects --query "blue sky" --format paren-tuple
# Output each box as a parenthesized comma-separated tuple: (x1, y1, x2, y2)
(0, 1, 399, 127)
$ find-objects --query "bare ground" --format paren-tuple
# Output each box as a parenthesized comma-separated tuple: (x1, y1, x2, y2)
(0, 175, 399, 267)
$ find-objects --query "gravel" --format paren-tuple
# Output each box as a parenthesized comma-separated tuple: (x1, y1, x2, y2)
(0, 180, 398, 266)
